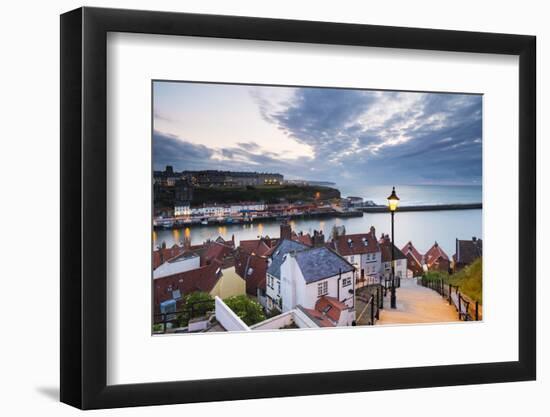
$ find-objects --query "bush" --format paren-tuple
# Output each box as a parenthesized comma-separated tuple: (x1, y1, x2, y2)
(422, 258, 482, 304)
(177, 292, 214, 326)
(223, 295, 266, 326)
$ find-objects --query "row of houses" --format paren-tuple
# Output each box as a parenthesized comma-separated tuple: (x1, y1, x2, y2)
(152, 222, 482, 331)
(173, 201, 267, 217)
(401, 236, 483, 276)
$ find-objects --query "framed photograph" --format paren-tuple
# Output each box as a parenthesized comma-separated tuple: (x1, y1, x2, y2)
(60, 7, 536, 410)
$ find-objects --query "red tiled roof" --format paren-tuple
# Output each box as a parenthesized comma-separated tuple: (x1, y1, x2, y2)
(152, 244, 185, 269)
(236, 253, 268, 295)
(379, 238, 407, 262)
(239, 239, 273, 256)
(299, 307, 335, 327)
(332, 232, 380, 256)
(424, 242, 449, 267)
(153, 260, 222, 312)
(203, 241, 234, 264)
(315, 296, 346, 323)
(401, 241, 423, 265)
(291, 232, 313, 247)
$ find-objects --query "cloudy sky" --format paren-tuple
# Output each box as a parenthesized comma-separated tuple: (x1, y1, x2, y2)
(153, 81, 482, 187)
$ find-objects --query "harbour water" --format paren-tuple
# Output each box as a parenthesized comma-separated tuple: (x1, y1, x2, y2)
(154, 209, 482, 258)
(154, 185, 482, 257)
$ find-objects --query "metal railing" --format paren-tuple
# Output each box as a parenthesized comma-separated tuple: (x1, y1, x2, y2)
(154, 299, 215, 333)
(418, 277, 481, 321)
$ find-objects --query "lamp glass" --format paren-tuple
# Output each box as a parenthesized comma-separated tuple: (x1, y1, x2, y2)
(387, 187, 400, 212)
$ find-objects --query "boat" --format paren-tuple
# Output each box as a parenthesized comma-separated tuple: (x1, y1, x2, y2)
(200, 218, 209, 225)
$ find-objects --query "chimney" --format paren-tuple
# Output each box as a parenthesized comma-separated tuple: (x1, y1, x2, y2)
(280, 221, 292, 240)
(370, 226, 376, 237)
(313, 230, 325, 247)
(472, 236, 477, 242)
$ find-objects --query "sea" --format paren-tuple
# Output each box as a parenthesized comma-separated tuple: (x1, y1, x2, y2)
(153, 184, 482, 257)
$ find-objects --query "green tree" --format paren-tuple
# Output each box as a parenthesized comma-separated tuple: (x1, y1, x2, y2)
(178, 291, 214, 327)
(223, 295, 266, 326)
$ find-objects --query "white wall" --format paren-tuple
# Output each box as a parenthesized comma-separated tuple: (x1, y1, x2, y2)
(0, 1, 546, 417)
(214, 296, 250, 331)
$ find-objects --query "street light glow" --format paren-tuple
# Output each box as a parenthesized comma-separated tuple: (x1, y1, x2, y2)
(387, 186, 400, 212)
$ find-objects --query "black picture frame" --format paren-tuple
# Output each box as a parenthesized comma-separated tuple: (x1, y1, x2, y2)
(60, 6, 536, 410)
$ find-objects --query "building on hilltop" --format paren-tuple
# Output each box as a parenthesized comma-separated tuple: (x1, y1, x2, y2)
(453, 237, 482, 271)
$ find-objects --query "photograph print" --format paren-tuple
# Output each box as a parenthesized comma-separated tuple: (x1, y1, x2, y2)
(152, 81, 483, 334)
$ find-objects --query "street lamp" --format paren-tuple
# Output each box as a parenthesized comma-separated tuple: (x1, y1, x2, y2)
(387, 186, 400, 309)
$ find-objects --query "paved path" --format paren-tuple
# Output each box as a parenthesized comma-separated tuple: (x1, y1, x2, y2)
(378, 278, 459, 325)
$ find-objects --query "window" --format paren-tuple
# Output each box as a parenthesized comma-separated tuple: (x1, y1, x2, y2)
(350, 255, 355, 263)
(277, 281, 281, 295)
(317, 280, 328, 297)
(342, 277, 352, 287)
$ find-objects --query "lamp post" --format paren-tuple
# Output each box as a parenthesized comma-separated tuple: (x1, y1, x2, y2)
(387, 186, 400, 309)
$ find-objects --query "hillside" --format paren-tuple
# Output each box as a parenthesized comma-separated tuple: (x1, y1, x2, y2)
(447, 257, 483, 304)
(191, 185, 341, 206)
(424, 257, 482, 304)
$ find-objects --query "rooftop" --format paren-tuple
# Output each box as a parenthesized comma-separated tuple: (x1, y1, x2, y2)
(294, 246, 354, 283)
(267, 239, 309, 279)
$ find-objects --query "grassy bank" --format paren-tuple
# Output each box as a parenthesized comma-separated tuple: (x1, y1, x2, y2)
(424, 258, 482, 304)
(192, 184, 341, 206)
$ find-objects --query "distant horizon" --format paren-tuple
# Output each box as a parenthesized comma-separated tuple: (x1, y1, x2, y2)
(154, 81, 482, 187)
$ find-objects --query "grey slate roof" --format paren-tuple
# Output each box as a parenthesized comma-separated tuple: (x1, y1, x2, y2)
(267, 239, 309, 279)
(294, 247, 354, 283)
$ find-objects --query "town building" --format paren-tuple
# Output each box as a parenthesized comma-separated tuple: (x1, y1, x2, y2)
(277, 246, 356, 326)
(153, 252, 200, 279)
(182, 170, 283, 187)
(153, 260, 245, 315)
(265, 239, 310, 311)
(153, 243, 186, 269)
(379, 234, 408, 281)
(153, 165, 180, 186)
(453, 237, 483, 271)
(238, 237, 278, 257)
(401, 241, 424, 277)
(424, 242, 451, 273)
(174, 202, 191, 217)
(235, 251, 269, 309)
(202, 239, 235, 267)
(328, 226, 381, 286)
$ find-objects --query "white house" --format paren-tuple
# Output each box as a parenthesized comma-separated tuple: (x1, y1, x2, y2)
(270, 244, 356, 326)
(329, 226, 382, 287)
(230, 202, 266, 215)
(266, 239, 309, 311)
(191, 204, 226, 217)
(379, 234, 408, 281)
(174, 203, 191, 217)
